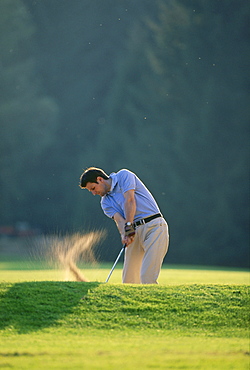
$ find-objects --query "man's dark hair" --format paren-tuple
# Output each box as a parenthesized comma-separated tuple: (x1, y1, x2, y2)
(79, 167, 109, 188)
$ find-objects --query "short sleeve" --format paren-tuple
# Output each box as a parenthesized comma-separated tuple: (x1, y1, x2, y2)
(101, 198, 117, 218)
(118, 170, 136, 193)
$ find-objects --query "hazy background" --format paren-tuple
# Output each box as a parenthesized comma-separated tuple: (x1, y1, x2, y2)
(0, 0, 249, 267)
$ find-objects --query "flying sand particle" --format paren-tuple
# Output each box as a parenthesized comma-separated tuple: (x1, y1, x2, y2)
(38, 231, 105, 281)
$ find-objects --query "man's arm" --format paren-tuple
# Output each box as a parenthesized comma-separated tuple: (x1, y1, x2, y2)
(113, 189, 136, 246)
(124, 189, 136, 223)
(113, 212, 126, 238)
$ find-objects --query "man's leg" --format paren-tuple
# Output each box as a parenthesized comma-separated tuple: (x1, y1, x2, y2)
(140, 218, 169, 284)
(122, 236, 144, 284)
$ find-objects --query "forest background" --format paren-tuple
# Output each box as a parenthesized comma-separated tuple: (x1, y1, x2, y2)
(0, 0, 249, 267)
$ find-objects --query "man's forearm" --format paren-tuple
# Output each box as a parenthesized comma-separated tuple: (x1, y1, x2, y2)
(124, 190, 136, 223)
(113, 212, 135, 246)
(113, 190, 136, 246)
(114, 215, 126, 237)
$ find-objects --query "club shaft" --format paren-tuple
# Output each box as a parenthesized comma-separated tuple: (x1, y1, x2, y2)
(105, 245, 126, 283)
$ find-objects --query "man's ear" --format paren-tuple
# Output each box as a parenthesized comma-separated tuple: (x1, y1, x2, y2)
(96, 176, 104, 183)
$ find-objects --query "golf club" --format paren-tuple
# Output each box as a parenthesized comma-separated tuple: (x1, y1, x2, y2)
(105, 244, 126, 283)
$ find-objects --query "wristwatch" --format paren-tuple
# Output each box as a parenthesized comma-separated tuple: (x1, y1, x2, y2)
(125, 222, 132, 226)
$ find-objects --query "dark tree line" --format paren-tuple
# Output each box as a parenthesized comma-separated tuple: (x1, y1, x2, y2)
(0, 0, 249, 267)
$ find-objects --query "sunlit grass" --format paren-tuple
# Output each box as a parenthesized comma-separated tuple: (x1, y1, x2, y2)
(1, 332, 248, 370)
(0, 260, 249, 370)
(0, 261, 249, 285)
(0, 281, 249, 369)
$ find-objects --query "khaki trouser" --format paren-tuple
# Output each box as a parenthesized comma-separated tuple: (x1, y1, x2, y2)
(122, 217, 169, 284)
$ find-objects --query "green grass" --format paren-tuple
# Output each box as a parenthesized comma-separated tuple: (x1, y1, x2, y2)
(0, 260, 249, 285)
(0, 264, 249, 369)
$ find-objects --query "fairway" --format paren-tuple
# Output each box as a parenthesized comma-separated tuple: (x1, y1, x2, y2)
(0, 261, 249, 285)
(0, 264, 249, 369)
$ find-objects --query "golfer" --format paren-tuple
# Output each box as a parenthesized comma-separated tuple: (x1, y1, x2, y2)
(79, 167, 169, 284)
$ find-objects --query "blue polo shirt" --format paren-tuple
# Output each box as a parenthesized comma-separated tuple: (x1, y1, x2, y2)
(101, 169, 161, 222)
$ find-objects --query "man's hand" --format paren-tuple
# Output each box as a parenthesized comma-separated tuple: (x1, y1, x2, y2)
(124, 222, 135, 237)
(113, 213, 136, 247)
(121, 235, 134, 246)
(122, 222, 135, 246)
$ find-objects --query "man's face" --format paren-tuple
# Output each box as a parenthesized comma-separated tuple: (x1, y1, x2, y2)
(85, 177, 109, 197)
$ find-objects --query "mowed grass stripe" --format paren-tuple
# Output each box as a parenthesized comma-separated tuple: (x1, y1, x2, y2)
(0, 265, 249, 285)
(0, 282, 248, 335)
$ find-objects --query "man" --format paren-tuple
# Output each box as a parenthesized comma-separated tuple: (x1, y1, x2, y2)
(79, 167, 169, 284)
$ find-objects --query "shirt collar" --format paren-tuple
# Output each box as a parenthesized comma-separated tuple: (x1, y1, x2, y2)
(108, 172, 118, 193)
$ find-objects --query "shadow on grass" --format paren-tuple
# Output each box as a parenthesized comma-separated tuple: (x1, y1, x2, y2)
(0, 281, 100, 334)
